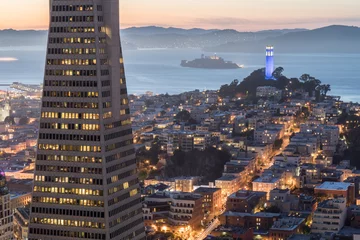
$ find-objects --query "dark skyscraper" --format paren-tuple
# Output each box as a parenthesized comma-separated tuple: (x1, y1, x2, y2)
(28, 0, 144, 239)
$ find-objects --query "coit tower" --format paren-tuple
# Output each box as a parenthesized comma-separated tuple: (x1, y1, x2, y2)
(28, 0, 145, 239)
(265, 46, 274, 80)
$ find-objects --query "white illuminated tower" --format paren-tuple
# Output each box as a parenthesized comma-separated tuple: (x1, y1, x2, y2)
(265, 46, 274, 80)
(28, 1, 145, 239)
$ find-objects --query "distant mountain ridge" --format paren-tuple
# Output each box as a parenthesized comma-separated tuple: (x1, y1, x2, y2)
(205, 25, 360, 53)
(1, 25, 359, 53)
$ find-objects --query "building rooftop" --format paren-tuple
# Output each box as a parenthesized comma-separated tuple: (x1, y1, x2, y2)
(17, 207, 30, 220)
(194, 187, 221, 194)
(337, 226, 360, 237)
(315, 181, 352, 191)
(216, 175, 237, 181)
(253, 175, 280, 183)
(222, 211, 280, 218)
(270, 218, 305, 231)
(228, 190, 267, 200)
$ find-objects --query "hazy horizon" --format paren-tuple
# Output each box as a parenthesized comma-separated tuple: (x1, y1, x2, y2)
(0, 24, 359, 32)
(1, 0, 360, 31)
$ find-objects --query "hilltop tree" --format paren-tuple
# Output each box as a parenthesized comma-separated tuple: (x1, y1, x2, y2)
(175, 110, 191, 122)
(272, 67, 284, 79)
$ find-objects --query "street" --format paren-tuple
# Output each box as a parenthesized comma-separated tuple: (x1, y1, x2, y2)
(195, 219, 220, 240)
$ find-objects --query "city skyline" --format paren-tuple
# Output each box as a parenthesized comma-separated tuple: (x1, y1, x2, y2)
(1, 0, 360, 31)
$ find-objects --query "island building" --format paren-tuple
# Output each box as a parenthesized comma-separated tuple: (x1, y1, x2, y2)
(28, 1, 144, 239)
(265, 46, 274, 80)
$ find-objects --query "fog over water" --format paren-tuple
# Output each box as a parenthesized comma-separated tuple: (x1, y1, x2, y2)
(0, 46, 360, 102)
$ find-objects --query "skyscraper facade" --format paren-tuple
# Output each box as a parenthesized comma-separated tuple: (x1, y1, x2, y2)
(265, 46, 274, 80)
(28, 1, 144, 239)
(0, 172, 13, 240)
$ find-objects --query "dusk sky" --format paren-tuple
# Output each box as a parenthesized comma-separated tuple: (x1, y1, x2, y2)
(1, 0, 360, 31)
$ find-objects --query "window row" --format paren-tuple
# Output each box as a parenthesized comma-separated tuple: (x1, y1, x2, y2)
(110, 219, 144, 239)
(101, 70, 109, 76)
(120, 108, 131, 116)
(103, 101, 111, 108)
(51, 16, 98, 23)
(52, 5, 100, 12)
(109, 208, 142, 228)
(105, 139, 133, 152)
(48, 48, 104, 55)
(50, 27, 104, 33)
(41, 112, 100, 120)
(44, 91, 98, 98)
(102, 90, 110, 97)
(34, 176, 103, 185)
(39, 133, 100, 142)
(121, 98, 129, 106)
(49, 37, 96, 44)
(106, 158, 136, 175)
(40, 123, 100, 131)
(45, 69, 97, 76)
(104, 129, 132, 141)
(103, 111, 112, 119)
(32, 197, 104, 207)
(29, 228, 105, 240)
(105, 148, 135, 163)
(35, 165, 102, 174)
(108, 179, 138, 195)
(31, 206, 104, 219)
(42, 101, 99, 109)
(37, 154, 102, 163)
(110, 187, 138, 207)
(120, 88, 128, 95)
(107, 169, 137, 184)
(34, 186, 103, 196)
(47, 59, 98, 66)
(104, 118, 132, 130)
(31, 217, 105, 229)
(45, 80, 98, 87)
(38, 144, 101, 152)
(109, 198, 141, 217)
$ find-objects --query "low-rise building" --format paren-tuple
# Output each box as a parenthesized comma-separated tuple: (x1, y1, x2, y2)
(226, 190, 266, 213)
(311, 198, 347, 235)
(220, 211, 280, 231)
(252, 175, 281, 200)
(13, 207, 30, 240)
(269, 218, 306, 240)
(143, 191, 204, 230)
(11, 192, 31, 211)
(215, 175, 240, 202)
(314, 181, 355, 205)
(268, 188, 299, 213)
(175, 176, 200, 192)
(194, 187, 222, 219)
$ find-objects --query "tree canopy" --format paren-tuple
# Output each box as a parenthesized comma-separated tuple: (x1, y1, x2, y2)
(218, 67, 328, 99)
(164, 147, 231, 182)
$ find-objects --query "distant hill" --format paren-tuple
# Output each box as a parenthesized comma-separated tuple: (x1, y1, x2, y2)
(0, 29, 47, 47)
(0, 26, 306, 49)
(121, 26, 216, 36)
(205, 25, 360, 53)
(120, 27, 308, 49)
(1, 25, 359, 53)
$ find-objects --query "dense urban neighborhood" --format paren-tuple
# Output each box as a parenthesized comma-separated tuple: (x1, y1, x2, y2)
(2, 67, 360, 239)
